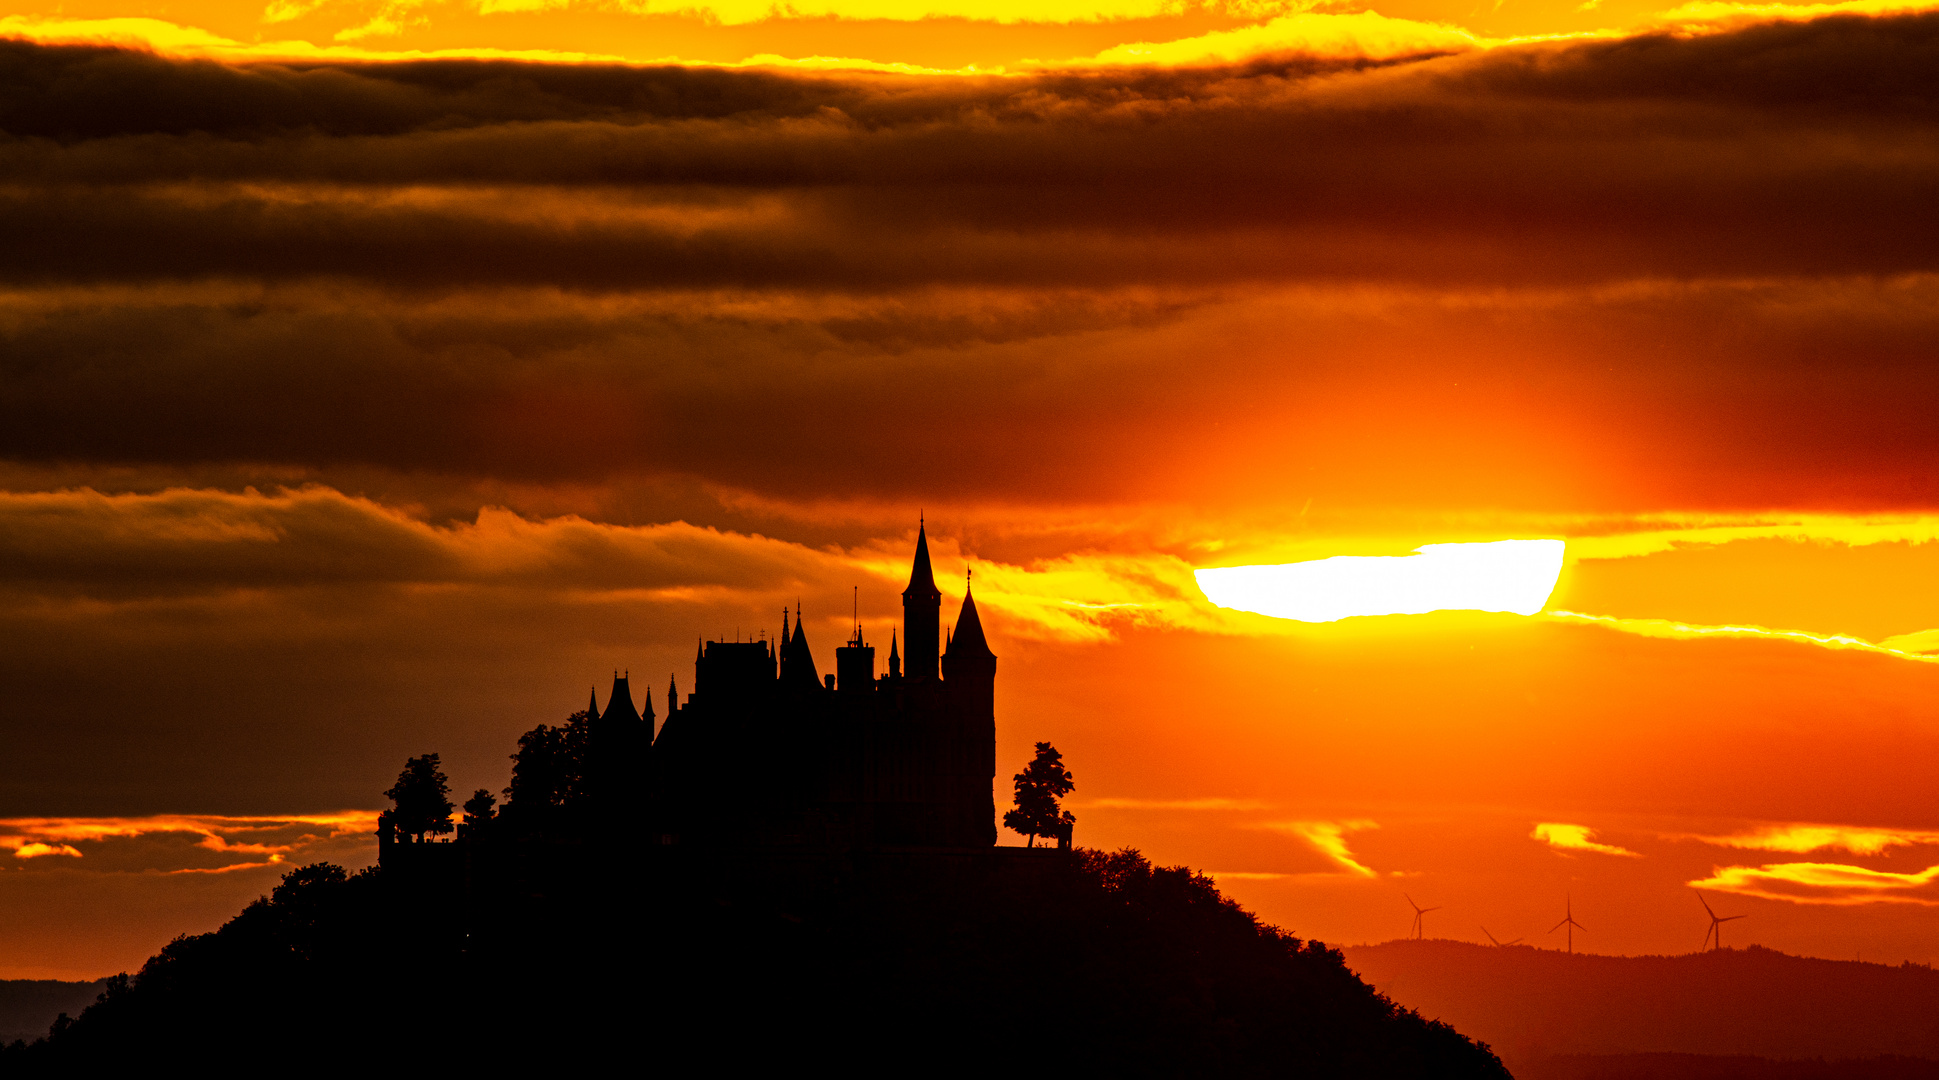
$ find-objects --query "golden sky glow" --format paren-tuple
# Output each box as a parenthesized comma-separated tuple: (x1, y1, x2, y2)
(2, 0, 1938, 989)
(12, 0, 1939, 70)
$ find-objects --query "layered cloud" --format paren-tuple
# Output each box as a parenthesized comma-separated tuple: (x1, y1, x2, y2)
(0, 485, 1242, 643)
(0, 812, 378, 873)
(2, 20, 1939, 514)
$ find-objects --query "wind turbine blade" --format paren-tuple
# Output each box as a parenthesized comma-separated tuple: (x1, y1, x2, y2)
(1551, 919, 1569, 933)
(1697, 892, 1716, 918)
(1507, 938, 1523, 945)
(1425, 907, 1442, 913)
(1721, 915, 1746, 923)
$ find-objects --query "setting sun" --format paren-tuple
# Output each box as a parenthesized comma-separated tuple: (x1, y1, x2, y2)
(1194, 539, 1566, 622)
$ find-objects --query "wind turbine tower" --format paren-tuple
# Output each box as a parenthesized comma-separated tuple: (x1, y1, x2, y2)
(1550, 896, 1586, 954)
(1697, 891, 1746, 952)
(1406, 894, 1440, 940)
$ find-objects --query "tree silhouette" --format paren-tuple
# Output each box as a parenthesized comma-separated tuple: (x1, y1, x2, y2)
(503, 709, 603, 823)
(505, 723, 569, 814)
(383, 754, 454, 842)
(460, 789, 496, 839)
(1003, 741, 1075, 848)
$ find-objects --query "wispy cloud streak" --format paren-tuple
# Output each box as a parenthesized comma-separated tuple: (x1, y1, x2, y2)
(1546, 611, 1939, 666)
(1532, 822, 1640, 857)
(1692, 861, 1939, 905)
(1262, 820, 1382, 877)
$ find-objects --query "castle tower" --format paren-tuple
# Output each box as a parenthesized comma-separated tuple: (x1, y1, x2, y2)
(601, 670, 642, 726)
(941, 572, 998, 847)
(941, 576, 997, 708)
(835, 608, 875, 694)
(781, 605, 823, 692)
(902, 520, 942, 680)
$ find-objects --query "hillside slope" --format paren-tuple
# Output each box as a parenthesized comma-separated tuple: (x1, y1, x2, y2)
(6, 851, 1511, 1076)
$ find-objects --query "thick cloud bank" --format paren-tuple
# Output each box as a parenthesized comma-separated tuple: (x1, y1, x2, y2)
(4, 21, 1939, 508)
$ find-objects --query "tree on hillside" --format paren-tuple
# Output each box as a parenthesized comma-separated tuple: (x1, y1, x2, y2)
(1003, 741, 1076, 848)
(384, 754, 454, 842)
(504, 709, 602, 821)
(460, 789, 496, 839)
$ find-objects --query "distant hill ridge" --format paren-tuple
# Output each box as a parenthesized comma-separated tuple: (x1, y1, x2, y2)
(1346, 940, 1939, 1067)
(0, 982, 103, 1046)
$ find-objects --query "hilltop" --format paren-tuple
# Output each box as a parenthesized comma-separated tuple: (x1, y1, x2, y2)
(1346, 940, 1939, 1073)
(5, 850, 1511, 1075)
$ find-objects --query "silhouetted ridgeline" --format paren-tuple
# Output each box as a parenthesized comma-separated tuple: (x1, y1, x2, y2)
(1347, 940, 1939, 1077)
(2, 850, 1509, 1075)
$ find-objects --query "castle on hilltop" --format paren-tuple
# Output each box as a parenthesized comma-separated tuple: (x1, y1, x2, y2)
(613, 520, 997, 849)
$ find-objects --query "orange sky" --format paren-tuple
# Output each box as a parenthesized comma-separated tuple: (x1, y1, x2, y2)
(2, 0, 1939, 984)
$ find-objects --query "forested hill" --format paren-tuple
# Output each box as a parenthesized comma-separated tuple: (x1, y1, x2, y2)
(1348, 939, 1939, 1068)
(5, 850, 1511, 1075)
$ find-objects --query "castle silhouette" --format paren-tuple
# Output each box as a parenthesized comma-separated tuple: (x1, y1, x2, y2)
(616, 519, 997, 849)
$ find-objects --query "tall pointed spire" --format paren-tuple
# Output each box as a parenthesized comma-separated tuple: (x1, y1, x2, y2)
(902, 519, 942, 680)
(668, 672, 678, 714)
(643, 684, 655, 722)
(906, 519, 939, 597)
(888, 627, 901, 679)
(587, 687, 599, 718)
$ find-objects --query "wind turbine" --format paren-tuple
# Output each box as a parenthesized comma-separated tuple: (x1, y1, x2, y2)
(1696, 891, 1746, 952)
(1550, 896, 1586, 954)
(1481, 926, 1523, 947)
(1406, 894, 1440, 940)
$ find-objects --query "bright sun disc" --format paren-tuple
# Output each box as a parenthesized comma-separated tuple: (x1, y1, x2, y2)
(1194, 539, 1565, 623)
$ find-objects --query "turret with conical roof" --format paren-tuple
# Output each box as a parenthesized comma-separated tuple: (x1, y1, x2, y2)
(940, 568, 998, 847)
(943, 571, 995, 662)
(902, 519, 942, 680)
(781, 603, 823, 692)
(601, 670, 642, 726)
